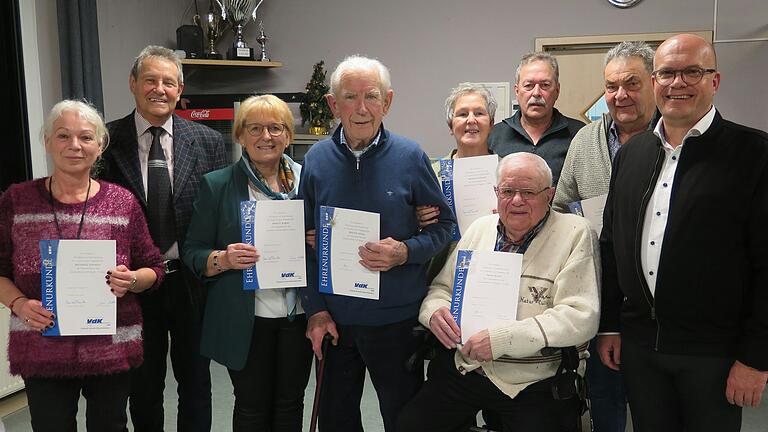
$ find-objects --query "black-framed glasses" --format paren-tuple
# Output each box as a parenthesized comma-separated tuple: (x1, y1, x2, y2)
(652, 67, 716, 86)
(494, 186, 551, 201)
(246, 123, 286, 137)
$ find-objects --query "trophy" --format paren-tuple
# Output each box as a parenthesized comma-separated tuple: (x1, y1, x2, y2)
(256, 21, 269, 62)
(194, 0, 227, 59)
(223, 0, 265, 60)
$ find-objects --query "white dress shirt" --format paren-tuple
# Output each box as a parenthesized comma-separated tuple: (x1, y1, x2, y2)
(641, 106, 717, 296)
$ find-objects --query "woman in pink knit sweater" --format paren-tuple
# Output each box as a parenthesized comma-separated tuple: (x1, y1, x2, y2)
(0, 100, 164, 432)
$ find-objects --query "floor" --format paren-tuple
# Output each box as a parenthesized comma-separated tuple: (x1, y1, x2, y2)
(0, 360, 766, 431)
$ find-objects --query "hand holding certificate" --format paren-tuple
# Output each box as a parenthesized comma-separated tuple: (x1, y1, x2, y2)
(451, 249, 522, 344)
(240, 200, 307, 290)
(440, 155, 498, 240)
(40, 239, 117, 336)
(318, 206, 380, 300)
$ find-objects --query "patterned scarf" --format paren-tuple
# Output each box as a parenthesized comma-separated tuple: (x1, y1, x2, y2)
(237, 152, 297, 200)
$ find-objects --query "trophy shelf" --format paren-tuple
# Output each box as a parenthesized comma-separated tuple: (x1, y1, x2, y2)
(181, 59, 283, 68)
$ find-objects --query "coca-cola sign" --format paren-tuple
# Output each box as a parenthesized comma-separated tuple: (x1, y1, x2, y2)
(190, 110, 211, 119)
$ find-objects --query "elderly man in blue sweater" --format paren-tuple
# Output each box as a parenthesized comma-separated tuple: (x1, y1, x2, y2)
(298, 55, 455, 431)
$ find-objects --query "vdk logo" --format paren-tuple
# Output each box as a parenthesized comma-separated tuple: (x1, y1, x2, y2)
(86, 318, 103, 324)
(281, 272, 295, 278)
(354, 282, 368, 289)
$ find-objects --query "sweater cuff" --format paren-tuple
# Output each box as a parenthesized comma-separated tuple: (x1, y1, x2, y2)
(488, 319, 547, 359)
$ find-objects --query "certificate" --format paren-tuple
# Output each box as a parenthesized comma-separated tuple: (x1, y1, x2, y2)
(440, 155, 498, 240)
(39, 239, 117, 336)
(318, 206, 380, 300)
(451, 249, 522, 343)
(567, 193, 607, 236)
(240, 200, 307, 290)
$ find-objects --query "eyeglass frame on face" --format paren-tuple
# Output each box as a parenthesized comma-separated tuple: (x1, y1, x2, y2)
(494, 186, 551, 201)
(651, 66, 717, 86)
(245, 122, 287, 137)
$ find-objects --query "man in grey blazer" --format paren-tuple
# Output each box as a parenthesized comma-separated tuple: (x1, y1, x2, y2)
(100, 45, 228, 432)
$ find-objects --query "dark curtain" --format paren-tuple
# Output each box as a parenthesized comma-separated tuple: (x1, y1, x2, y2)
(0, 0, 32, 191)
(57, 0, 104, 114)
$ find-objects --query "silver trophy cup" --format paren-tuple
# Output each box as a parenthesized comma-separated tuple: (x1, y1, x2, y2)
(223, 0, 264, 60)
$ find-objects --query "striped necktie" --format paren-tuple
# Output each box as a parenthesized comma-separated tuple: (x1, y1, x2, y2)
(146, 126, 176, 252)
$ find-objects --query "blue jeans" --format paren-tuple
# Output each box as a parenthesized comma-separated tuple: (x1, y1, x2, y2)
(586, 339, 627, 432)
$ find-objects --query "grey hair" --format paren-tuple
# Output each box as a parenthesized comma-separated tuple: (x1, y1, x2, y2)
(515, 51, 559, 84)
(444, 83, 498, 127)
(130, 45, 184, 84)
(604, 41, 655, 73)
(496, 152, 553, 188)
(43, 99, 109, 151)
(329, 55, 391, 96)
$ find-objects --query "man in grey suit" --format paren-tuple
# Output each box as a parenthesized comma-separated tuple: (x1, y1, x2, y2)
(100, 45, 228, 432)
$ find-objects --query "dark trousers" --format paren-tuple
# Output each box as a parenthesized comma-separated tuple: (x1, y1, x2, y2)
(621, 339, 741, 432)
(227, 315, 313, 432)
(397, 349, 581, 432)
(585, 339, 627, 432)
(129, 272, 212, 432)
(318, 317, 423, 432)
(25, 371, 131, 432)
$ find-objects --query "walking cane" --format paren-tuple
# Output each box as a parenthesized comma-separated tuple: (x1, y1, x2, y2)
(309, 333, 333, 432)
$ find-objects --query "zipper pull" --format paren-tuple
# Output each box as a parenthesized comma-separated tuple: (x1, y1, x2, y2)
(650, 307, 656, 320)
(356, 157, 360, 171)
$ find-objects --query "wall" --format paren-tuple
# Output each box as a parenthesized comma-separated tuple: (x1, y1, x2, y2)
(96, 0, 767, 157)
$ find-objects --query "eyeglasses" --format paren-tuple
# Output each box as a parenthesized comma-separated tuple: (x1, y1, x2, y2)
(494, 186, 551, 201)
(246, 123, 286, 137)
(652, 67, 716, 86)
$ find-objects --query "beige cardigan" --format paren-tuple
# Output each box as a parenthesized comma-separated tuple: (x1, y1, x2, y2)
(419, 211, 600, 398)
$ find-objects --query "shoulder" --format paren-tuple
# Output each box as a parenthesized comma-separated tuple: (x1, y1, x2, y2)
(384, 130, 424, 156)
(570, 120, 602, 145)
(718, 117, 768, 147)
(99, 180, 139, 203)
(173, 115, 224, 142)
(202, 165, 237, 186)
(562, 114, 587, 133)
(547, 211, 595, 244)
(106, 113, 134, 133)
(1, 179, 42, 203)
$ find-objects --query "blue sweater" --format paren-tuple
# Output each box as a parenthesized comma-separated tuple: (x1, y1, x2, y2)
(298, 126, 456, 325)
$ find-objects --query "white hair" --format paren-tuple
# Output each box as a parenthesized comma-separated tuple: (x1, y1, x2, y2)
(329, 55, 391, 96)
(496, 152, 553, 187)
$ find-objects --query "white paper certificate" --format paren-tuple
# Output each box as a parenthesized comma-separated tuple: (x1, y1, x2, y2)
(451, 249, 522, 343)
(39, 239, 117, 336)
(567, 193, 607, 236)
(440, 155, 498, 240)
(318, 206, 380, 300)
(240, 200, 307, 290)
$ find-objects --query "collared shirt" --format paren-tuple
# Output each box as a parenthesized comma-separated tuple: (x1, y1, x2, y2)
(495, 211, 551, 254)
(134, 112, 178, 259)
(339, 126, 382, 158)
(641, 106, 716, 296)
(607, 121, 621, 161)
(134, 112, 175, 197)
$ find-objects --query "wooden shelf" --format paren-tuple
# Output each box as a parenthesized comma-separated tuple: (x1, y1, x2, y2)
(181, 59, 283, 68)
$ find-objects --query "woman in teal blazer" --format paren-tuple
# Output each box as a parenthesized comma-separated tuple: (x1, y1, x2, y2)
(183, 95, 312, 432)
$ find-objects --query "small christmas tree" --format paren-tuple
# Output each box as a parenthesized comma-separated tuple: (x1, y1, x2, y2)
(300, 61, 334, 135)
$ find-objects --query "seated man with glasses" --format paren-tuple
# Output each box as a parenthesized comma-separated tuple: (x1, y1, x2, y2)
(398, 152, 600, 432)
(599, 33, 768, 432)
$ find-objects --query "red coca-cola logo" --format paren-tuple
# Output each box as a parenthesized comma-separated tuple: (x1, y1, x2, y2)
(190, 110, 210, 119)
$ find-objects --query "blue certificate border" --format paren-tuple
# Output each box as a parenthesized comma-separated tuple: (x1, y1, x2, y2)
(318, 206, 335, 294)
(451, 249, 473, 328)
(39, 240, 60, 336)
(439, 159, 460, 241)
(240, 200, 260, 290)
